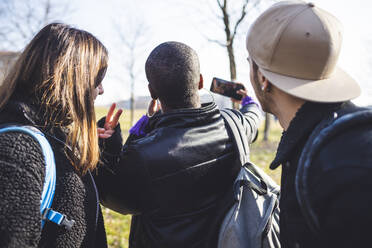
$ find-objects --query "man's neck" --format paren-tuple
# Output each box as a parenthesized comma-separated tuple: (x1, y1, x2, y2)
(273, 95, 305, 131)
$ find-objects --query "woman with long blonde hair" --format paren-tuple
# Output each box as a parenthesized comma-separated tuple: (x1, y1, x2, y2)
(0, 23, 113, 247)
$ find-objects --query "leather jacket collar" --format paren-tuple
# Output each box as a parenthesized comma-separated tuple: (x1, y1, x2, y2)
(270, 101, 345, 169)
(147, 102, 219, 130)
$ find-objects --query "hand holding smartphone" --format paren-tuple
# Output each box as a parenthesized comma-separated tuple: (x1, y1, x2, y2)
(210, 77, 246, 100)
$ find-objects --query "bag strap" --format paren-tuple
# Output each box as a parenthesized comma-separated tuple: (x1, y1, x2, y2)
(0, 126, 75, 230)
(220, 109, 249, 165)
(296, 109, 372, 235)
(44, 131, 99, 231)
(220, 109, 271, 195)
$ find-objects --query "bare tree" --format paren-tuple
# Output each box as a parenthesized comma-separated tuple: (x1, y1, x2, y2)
(114, 19, 149, 126)
(215, 0, 257, 80)
(0, 0, 71, 50)
(207, 0, 259, 108)
(201, 0, 273, 139)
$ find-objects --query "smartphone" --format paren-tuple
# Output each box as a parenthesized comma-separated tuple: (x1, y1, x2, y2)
(210, 77, 245, 100)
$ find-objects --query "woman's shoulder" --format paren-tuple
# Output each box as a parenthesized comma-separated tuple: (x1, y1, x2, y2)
(0, 128, 45, 178)
(0, 128, 48, 246)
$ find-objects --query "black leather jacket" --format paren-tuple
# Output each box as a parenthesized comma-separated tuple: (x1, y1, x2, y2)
(270, 101, 372, 248)
(95, 102, 261, 248)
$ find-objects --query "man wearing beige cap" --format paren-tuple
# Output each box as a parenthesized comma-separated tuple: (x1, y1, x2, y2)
(246, 1, 372, 247)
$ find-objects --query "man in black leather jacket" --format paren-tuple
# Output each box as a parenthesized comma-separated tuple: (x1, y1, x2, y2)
(95, 41, 261, 247)
(245, 2, 372, 248)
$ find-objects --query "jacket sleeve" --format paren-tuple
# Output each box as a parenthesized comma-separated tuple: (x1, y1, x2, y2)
(0, 132, 45, 247)
(226, 103, 261, 144)
(94, 143, 152, 215)
(95, 117, 151, 215)
(240, 103, 261, 143)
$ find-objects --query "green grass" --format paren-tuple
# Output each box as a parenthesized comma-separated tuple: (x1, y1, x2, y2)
(95, 106, 282, 248)
(251, 121, 282, 184)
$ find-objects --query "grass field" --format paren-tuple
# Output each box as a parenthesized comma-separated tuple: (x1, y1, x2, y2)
(95, 106, 282, 248)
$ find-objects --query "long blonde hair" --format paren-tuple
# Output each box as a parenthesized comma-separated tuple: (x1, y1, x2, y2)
(0, 23, 108, 175)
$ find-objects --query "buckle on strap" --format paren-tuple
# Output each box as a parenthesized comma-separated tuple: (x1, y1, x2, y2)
(42, 208, 75, 230)
(60, 216, 75, 231)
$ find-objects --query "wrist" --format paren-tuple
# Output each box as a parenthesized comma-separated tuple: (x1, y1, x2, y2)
(241, 95, 258, 107)
(129, 115, 150, 137)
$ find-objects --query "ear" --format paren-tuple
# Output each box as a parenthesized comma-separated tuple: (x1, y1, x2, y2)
(148, 84, 158, 99)
(262, 78, 270, 92)
(257, 69, 271, 91)
(198, 74, 204, 90)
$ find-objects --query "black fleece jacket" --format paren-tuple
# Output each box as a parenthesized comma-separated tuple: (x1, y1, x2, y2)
(0, 99, 107, 248)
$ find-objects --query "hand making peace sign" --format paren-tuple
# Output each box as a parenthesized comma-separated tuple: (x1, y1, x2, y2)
(97, 103, 123, 139)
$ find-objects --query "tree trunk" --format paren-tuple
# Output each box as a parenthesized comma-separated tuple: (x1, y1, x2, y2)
(227, 43, 239, 109)
(227, 43, 236, 81)
(263, 112, 271, 141)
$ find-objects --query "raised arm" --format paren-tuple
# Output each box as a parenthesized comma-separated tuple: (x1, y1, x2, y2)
(230, 88, 262, 144)
(94, 104, 149, 215)
(94, 142, 150, 215)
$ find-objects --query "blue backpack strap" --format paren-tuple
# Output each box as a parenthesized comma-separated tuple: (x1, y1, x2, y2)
(0, 126, 75, 230)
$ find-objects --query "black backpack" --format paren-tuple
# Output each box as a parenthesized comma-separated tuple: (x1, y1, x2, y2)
(296, 108, 372, 234)
(218, 109, 281, 248)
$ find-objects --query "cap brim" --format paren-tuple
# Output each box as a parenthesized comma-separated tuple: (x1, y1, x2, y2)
(259, 66, 361, 103)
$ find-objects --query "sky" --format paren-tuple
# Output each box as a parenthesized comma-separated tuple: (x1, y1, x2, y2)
(17, 0, 372, 106)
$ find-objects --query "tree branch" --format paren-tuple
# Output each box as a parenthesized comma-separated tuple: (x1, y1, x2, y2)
(0, 0, 71, 50)
(207, 37, 227, 47)
(231, 0, 249, 40)
(216, 0, 224, 9)
(231, 0, 260, 41)
(219, 0, 233, 46)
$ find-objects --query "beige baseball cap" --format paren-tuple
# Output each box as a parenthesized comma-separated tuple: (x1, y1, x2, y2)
(246, 0, 361, 103)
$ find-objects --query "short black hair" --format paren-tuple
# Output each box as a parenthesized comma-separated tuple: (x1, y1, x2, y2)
(145, 41, 200, 109)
